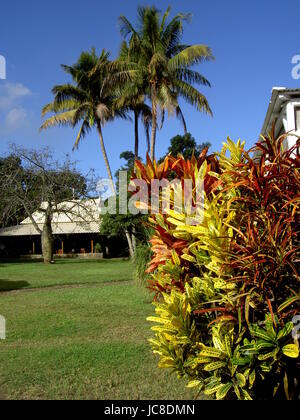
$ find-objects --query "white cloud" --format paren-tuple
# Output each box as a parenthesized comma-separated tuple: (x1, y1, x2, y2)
(5, 107, 27, 129)
(0, 82, 31, 110)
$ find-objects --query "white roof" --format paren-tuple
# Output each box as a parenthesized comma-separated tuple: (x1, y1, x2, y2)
(0, 199, 101, 237)
(261, 87, 300, 135)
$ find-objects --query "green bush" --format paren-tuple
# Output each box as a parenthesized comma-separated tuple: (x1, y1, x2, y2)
(133, 244, 152, 286)
(133, 132, 300, 400)
(94, 243, 102, 253)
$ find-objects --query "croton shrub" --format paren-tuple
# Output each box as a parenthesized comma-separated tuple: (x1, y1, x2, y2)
(133, 130, 300, 400)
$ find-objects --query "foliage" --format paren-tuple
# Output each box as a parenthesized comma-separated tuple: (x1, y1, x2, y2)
(133, 130, 300, 400)
(41, 49, 127, 190)
(0, 146, 87, 223)
(116, 6, 214, 160)
(0, 146, 93, 263)
(116, 42, 152, 157)
(99, 151, 149, 258)
(133, 243, 153, 286)
(0, 155, 25, 227)
(161, 132, 211, 161)
(100, 195, 147, 238)
(94, 243, 102, 254)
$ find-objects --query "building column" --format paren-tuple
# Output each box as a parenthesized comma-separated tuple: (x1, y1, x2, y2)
(91, 239, 94, 254)
(61, 240, 64, 255)
(32, 241, 35, 255)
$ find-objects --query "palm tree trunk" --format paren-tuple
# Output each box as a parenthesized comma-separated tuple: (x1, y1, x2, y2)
(150, 85, 157, 162)
(134, 110, 139, 159)
(96, 120, 116, 195)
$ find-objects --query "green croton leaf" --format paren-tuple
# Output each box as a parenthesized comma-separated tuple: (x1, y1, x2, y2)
(216, 383, 233, 400)
(282, 344, 299, 359)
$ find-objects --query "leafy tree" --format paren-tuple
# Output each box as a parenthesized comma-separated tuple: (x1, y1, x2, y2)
(100, 151, 148, 258)
(163, 132, 211, 160)
(41, 49, 127, 194)
(0, 155, 25, 227)
(117, 6, 214, 161)
(0, 146, 93, 264)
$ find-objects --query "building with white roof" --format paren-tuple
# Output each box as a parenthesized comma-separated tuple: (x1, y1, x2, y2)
(0, 198, 127, 258)
(0, 199, 100, 238)
(261, 87, 300, 150)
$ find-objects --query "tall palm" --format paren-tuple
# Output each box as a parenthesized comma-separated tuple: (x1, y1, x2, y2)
(40, 49, 125, 194)
(118, 6, 214, 161)
(114, 41, 152, 158)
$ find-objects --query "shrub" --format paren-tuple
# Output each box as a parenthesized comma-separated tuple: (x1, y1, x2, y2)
(133, 244, 152, 286)
(133, 130, 300, 400)
(94, 243, 102, 253)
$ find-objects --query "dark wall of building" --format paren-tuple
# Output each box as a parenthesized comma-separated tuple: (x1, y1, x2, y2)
(0, 233, 129, 259)
(0, 236, 40, 258)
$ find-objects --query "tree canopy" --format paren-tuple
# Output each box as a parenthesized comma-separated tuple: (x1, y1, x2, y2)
(117, 6, 214, 160)
(0, 146, 93, 263)
(41, 49, 127, 192)
(163, 132, 211, 160)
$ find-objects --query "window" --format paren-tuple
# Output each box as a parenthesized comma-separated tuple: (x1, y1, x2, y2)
(295, 107, 300, 131)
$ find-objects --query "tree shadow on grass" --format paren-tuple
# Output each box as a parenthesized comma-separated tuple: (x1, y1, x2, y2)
(0, 279, 29, 292)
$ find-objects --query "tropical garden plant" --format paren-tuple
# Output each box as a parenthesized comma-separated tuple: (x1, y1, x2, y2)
(132, 129, 300, 400)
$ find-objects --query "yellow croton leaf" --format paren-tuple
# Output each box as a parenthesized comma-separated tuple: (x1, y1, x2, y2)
(282, 344, 299, 359)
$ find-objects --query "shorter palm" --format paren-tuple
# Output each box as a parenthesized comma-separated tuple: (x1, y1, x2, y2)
(41, 49, 126, 194)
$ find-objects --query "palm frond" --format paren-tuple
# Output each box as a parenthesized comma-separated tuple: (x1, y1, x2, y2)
(140, 6, 161, 48)
(160, 108, 165, 130)
(51, 84, 87, 104)
(86, 51, 110, 78)
(157, 84, 177, 115)
(176, 105, 187, 134)
(72, 103, 90, 127)
(61, 64, 78, 79)
(162, 17, 183, 51)
(119, 41, 129, 60)
(159, 6, 171, 34)
(41, 100, 80, 118)
(149, 52, 167, 72)
(40, 110, 77, 131)
(119, 15, 138, 39)
(101, 69, 138, 98)
(168, 45, 214, 71)
(175, 80, 212, 115)
(176, 68, 211, 87)
(167, 43, 190, 57)
(73, 120, 91, 150)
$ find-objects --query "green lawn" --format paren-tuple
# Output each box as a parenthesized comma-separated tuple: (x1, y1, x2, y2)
(0, 260, 195, 400)
(0, 259, 133, 291)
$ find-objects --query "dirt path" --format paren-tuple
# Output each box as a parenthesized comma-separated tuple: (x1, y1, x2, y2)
(0, 280, 132, 296)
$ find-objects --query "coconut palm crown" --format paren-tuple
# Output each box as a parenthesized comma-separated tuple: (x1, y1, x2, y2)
(40, 49, 127, 193)
(116, 6, 214, 161)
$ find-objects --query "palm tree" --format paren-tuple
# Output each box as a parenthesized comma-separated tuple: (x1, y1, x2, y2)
(113, 41, 152, 159)
(118, 6, 214, 161)
(40, 49, 126, 194)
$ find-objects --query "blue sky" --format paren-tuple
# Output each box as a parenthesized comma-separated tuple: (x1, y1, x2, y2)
(0, 0, 299, 178)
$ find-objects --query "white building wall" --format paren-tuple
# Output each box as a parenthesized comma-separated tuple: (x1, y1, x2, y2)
(285, 100, 300, 149)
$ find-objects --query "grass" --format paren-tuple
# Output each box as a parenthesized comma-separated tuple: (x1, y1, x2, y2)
(0, 259, 133, 291)
(0, 260, 195, 400)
